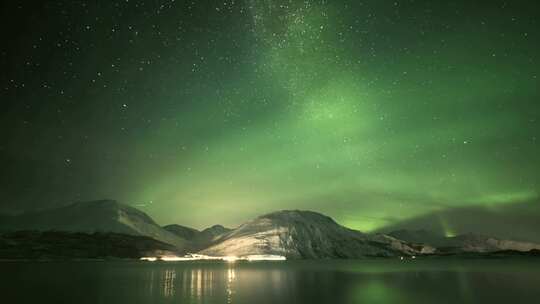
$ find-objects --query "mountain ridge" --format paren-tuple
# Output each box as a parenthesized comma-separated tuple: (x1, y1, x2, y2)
(388, 229, 540, 254)
(164, 223, 232, 251)
(0, 199, 188, 250)
(200, 209, 426, 258)
(2, 200, 540, 259)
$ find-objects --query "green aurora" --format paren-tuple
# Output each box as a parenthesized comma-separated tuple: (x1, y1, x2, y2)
(1, 1, 539, 234)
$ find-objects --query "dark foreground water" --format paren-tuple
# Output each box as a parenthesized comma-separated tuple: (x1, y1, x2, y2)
(1, 258, 539, 304)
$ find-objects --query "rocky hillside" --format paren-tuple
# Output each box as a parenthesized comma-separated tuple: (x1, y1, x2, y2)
(0, 231, 179, 260)
(163, 224, 200, 241)
(164, 224, 232, 251)
(200, 210, 425, 258)
(3, 201, 539, 259)
(0, 200, 188, 251)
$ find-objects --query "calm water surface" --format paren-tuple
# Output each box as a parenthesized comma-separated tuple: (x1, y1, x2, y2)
(1, 258, 539, 303)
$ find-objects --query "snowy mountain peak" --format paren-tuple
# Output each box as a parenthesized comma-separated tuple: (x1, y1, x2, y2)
(258, 210, 340, 226)
(200, 210, 408, 258)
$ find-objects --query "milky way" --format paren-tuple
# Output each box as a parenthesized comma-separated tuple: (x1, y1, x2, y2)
(1, 1, 539, 234)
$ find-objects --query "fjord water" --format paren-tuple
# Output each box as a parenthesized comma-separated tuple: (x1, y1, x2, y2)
(2, 259, 539, 304)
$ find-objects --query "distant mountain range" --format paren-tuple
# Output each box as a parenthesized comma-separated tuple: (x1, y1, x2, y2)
(0, 200, 187, 249)
(1, 200, 539, 260)
(388, 229, 540, 254)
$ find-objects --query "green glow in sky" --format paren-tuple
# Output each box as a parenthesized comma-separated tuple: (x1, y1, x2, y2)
(129, 1, 540, 230)
(1, 1, 539, 233)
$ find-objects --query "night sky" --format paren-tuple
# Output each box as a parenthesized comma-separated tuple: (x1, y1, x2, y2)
(1, 1, 539, 235)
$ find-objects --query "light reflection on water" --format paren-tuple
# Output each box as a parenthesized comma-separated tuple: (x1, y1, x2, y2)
(152, 265, 240, 302)
(227, 267, 235, 304)
(162, 269, 175, 297)
(2, 259, 540, 304)
(150, 264, 273, 303)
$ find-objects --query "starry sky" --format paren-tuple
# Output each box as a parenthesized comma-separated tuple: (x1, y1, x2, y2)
(1, 0, 539, 236)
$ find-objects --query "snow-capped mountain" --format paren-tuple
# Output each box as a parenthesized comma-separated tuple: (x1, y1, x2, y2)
(199, 210, 425, 258)
(2, 201, 539, 259)
(0, 200, 188, 250)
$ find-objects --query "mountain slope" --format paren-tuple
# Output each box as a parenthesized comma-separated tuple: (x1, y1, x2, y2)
(163, 224, 200, 241)
(197, 225, 232, 245)
(388, 229, 449, 247)
(0, 200, 187, 250)
(0, 231, 179, 259)
(200, 210, 421, 258)
(164, 224, 232, 251)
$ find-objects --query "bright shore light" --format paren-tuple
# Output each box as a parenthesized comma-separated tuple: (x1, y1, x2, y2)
(222, 256, 239, 263)
(140, 257, 158, 261)
(246, 255, 287, 261)
(161, 256, 192, 261)
(139, 254, 286, 262)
